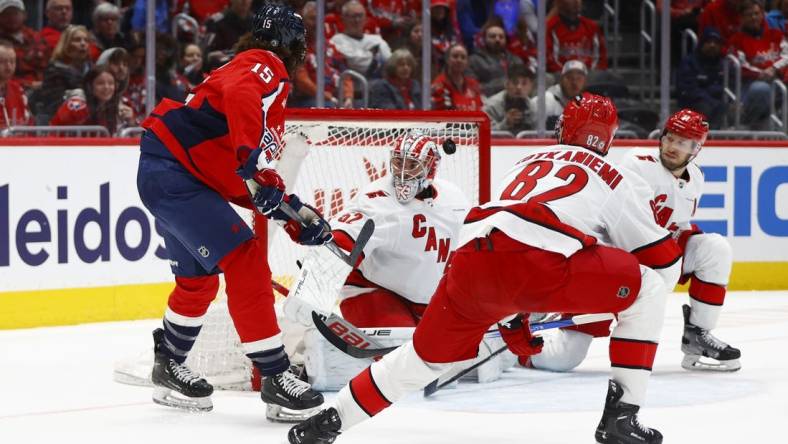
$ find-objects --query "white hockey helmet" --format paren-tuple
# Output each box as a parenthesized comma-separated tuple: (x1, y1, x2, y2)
(390, 132, 441, 203)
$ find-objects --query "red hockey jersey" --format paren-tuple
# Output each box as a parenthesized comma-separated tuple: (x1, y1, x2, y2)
(698, 0, 740, 43)
(141, 49, 291, 209)
(430, 72, 482, 111)
(728, 27, 788, 80)
(546, 15, 608, 73)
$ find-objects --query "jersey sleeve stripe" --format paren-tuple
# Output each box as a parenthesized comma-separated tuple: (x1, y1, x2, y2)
(609, 337, 658, 371)
(465, 202, 597, 248)
(348, 367, 392, 417)
(630, 234, 682, 270)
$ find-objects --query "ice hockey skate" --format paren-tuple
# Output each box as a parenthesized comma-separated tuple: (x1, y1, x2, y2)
(261, 367, 324, 422)
(288, 407, 342, 444)
(595, 380, 663, 444)
(151, 328, 214, 412)
(681, 305, 741, 372)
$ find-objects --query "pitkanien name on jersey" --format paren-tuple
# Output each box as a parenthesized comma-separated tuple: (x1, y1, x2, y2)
(518, 149, 623, 190)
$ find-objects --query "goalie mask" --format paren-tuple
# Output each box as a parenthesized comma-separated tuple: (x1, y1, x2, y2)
(390, 134, 441, 203)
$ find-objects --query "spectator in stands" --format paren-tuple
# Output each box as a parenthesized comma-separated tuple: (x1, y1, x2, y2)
(96, 47, 130, 98)
(124, 39, 146, 120)
(291, 1, 354, 108)
(484, 65, 535, 135)
(205, 0, 254, 53)
(178, 43, 204, 89)
(90, 2, 125, 58)
(729, 0, 786, 129)
(456, 0, 493, 50)
(0, 39, 31, 127)
(677, 27, 726, 128)
(368, 48, 421, 109)
(698, 0, 744, 43)
(657, 0, 709, 64)
(430, 0, 461, 74)
(30, 25, 91, 125)
(0, 0, 49, 90)
(469, 21, 525, 97)
(41, 0, 73, 53)
(546, 0, 608, 75)
(50, 65, 135, 134)
(174, 0, 228, 23)
(766, 0, 788, 33)
(542, 59, 588, 125)
(154, 33, 189, 102)
(331, 0, 391, 79)
(431, 43, 483, 111)
(508, 15, 537, 71)
(364, 0, 417, 42)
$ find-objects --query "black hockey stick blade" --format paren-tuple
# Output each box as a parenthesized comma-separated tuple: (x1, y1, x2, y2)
(311, 311, 398, 359)
(423, 345, 509, 398)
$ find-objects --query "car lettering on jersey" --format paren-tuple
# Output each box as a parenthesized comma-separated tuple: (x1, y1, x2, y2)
(650, 194, 679, 232)
(518, 149, 623, 190)
(412, 214, 451, 263)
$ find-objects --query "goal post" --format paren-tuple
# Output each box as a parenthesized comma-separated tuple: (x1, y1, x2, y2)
(113, 109, 491, 390)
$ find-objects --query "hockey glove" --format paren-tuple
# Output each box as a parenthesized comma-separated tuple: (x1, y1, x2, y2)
(271, 194, 334, 246)
(237, 147, 286, 215)
(498, 314, 544, 358)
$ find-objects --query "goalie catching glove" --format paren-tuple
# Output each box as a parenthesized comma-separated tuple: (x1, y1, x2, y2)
(498, 314, 544, 358)
(237, 146, 332, 246)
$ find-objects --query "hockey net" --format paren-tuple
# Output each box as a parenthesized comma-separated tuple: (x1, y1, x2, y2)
(113, 109, 490, 390)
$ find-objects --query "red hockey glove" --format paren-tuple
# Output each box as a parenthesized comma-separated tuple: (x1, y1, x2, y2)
(498, 314, 544, 358)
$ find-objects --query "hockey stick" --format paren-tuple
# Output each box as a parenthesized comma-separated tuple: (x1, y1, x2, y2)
(422, 313, 615, 397)
(245, 179, 374, 267)
(278, 200, 374, 267)
(311, 311, 397, 358)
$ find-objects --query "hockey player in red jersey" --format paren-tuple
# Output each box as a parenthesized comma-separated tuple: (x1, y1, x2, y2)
(288, 94, 682, 444)
(135, 4, 332, 419)
(527, 109, 741, 374)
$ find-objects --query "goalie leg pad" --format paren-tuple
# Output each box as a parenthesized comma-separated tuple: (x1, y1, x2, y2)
(529, 329, 593, 372)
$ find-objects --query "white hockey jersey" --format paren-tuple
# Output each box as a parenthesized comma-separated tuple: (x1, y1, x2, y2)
(619, 148, 703, 234)
(331, 177, 470, 305)
(460, 145, 678, 268)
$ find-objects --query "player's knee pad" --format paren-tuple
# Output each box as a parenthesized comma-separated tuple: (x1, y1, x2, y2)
(614, 266, 667, 342)
(530, 329, 593, 372)
(684, 233, 732, 285)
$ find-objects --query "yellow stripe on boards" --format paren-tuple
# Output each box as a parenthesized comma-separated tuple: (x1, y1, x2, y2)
(0, 283, 173, 329)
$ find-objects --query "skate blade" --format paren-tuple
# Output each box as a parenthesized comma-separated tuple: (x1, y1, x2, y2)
(682, 355, 741, 372)
(266, 404, 320, 423)
(153, 386, 213, 412)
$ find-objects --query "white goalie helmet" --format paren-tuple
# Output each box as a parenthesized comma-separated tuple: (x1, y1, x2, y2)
(390, 133, 442, 203)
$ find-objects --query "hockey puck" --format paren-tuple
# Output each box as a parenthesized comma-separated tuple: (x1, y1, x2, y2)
(442, 138, 457, 154)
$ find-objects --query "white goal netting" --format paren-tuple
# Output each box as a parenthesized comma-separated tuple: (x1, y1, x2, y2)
(113, 110, 488, 390)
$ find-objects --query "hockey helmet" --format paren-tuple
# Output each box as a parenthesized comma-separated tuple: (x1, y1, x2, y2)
(390, 133, 442, 203)
(660, 109, 709, 162)
(556, 93, 619, 156)
(252, 3, 307, 63)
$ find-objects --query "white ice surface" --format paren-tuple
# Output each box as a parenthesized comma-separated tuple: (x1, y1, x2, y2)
(1, 291, 786, 443)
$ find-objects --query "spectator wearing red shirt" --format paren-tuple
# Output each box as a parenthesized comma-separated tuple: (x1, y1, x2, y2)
(175, 0, 228, 22)
(50, 65, 135, 134)
(0, 39, 31, 127)
(429, 0, 461, 74)
(363, 0, 418, 42)
(657, 0, 710, 63)
(728, 0, 786, 129)
(698, 0, 745, 44)
(291, 1, 354, 108)
(369, 48, 421, 109)
(431, 43, 482, 111)
(0, 0, 49, 90)
(545, 0, 608, 73)
(41, 0, 74, 53)
(508, 15, 537, 71)
(468, 22, 525, 97)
